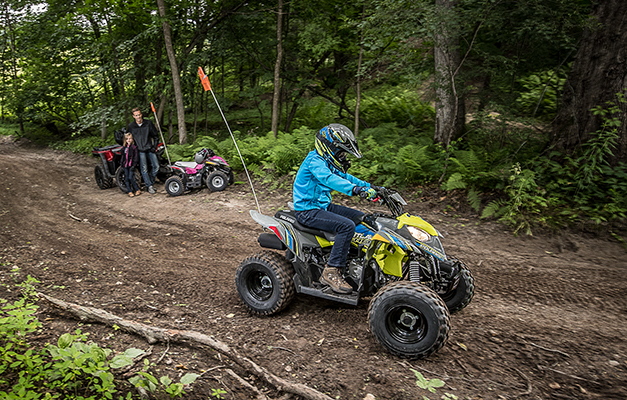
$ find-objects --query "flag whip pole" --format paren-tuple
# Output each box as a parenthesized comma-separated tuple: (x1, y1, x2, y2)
(198, 67, 260, 213)
(150, 102, 171, 165)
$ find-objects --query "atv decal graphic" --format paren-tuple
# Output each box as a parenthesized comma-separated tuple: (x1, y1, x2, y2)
(414, 241, 447, 261)
(281, 222, 300, 257)
(374, 229, 413, 251)
(351, 232, 373, 248)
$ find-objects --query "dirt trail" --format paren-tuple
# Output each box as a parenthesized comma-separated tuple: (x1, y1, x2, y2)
(0, 137, 626, 400)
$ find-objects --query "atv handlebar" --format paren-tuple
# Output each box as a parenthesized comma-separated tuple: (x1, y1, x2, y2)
(368, 187, 407, 217)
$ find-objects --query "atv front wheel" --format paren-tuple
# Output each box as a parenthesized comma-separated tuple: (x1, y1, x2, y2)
(165, 175, 185, 196)
(368, 281, 450, 359)
(94, 165, 113, 189)
(236, 250, 295, 315)
(206, 171, 228, 192)
(439, 262, 475, 314)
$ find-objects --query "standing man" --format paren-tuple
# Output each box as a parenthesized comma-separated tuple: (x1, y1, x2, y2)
(128, 107, 159, 194)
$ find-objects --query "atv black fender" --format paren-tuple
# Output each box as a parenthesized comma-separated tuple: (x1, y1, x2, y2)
(258, 233, 286, 250)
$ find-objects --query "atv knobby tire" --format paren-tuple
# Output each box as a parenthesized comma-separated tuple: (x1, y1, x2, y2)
(94, 165, 113, 189)
(115, 167, 142, 193)
(440, 262, 475, 314)
(368, 281, 450, 359)
(165, 175, 185, 197)
(236, 250, 295, 315)
(206, 170, 228, 192)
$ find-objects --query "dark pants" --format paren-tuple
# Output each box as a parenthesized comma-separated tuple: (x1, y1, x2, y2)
(124, 166, 140, 193)
(295, 204, 364, 269)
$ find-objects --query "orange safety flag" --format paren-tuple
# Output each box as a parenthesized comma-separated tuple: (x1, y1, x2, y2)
(150, 102, 156, 113)
(198, 67, 212, 91)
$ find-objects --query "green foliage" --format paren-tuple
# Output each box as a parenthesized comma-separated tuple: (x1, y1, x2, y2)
(191, 127, 313, 184)
(54, 135, 114, 154)
(516, 69, 567, 118)
(0, 297, 122, 399)
(473, 96, 627, 233)
(481, 164, 549, 235)
(211, 388, 227, 399)
(0, 278, 205, 399)
(0, 123, 22, 137)
(357, 88, 435, 129)
(539, 96, 627, 225)
(349, 123, 440, 187)
(128, 359, 200, 398)
(291, 99, 339, 131)
(410, 369, 457, 400)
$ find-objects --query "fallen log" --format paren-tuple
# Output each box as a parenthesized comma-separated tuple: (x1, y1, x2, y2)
(38, 293, 333, 400)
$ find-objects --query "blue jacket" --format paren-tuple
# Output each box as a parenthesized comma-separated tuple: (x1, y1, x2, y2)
(293, 150, 370, 211)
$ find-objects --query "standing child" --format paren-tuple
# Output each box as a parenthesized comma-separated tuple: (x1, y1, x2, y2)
(122, 132, 142, 197)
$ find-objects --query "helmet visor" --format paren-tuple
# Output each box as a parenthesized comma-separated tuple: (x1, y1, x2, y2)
(327, 124, 362, 159)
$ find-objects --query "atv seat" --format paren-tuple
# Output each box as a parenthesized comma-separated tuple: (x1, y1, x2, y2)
(93, 144, 122, 153)
(173, 161, 197, 169)
(275, 210, 335, 240)
(173, 161, 204, 174)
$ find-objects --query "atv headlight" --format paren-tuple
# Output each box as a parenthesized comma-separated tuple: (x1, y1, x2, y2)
(407, 226, 430, 242)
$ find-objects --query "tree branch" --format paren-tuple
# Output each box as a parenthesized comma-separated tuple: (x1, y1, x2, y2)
(39, 293, 333, 400)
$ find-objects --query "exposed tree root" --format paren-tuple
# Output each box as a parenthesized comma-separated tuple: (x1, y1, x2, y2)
(39, 293, 333, 400)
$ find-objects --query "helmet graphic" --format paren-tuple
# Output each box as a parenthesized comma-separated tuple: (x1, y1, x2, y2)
(315, 124, 361, 172)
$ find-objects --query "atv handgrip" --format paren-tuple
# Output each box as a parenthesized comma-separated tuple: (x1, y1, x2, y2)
(354, 186, 378, 200)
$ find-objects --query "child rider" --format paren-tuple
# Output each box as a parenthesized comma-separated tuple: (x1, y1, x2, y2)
(293, 124, 379, 294)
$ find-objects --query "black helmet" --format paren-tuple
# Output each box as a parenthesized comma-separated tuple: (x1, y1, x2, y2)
(194, 148, 215, 164)
(314, 124, 361, 172)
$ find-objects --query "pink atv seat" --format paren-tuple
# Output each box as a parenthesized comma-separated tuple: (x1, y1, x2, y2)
(186, 164, 204, 174)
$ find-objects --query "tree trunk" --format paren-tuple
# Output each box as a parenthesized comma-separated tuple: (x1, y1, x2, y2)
(271, 0, 284, 137)
(354, 5, 366, 137)
(156, 0, 187, 144)
(551, 0, 627, 163)
(433, 0, 465, 147)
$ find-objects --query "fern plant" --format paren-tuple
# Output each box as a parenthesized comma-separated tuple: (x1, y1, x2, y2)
(481, 163, 549, 235)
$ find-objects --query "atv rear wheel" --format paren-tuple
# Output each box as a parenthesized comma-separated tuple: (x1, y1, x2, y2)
(439, 262, 475, 314)
(206, 170, 228, 192)
(165, 175, 185, 197)
(368, 281, 450, 359)
(94, 165, 113, 189)
(236, 250, 295, 315)
(115, 167, 142, 193)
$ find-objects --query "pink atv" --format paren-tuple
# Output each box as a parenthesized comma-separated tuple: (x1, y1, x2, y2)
(164, 148, 234, 196)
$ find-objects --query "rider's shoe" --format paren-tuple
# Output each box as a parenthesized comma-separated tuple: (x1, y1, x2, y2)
(128, 192, 134, 197)
(320, 266, 353, 294)
(148, 186, 156, 194)
(135, 190, 142, 196)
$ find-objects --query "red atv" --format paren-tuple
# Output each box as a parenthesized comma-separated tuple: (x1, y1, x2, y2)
(92, 143, 124, 190)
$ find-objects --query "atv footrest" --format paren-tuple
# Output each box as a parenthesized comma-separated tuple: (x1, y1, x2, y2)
(297, 285, 359, 306)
